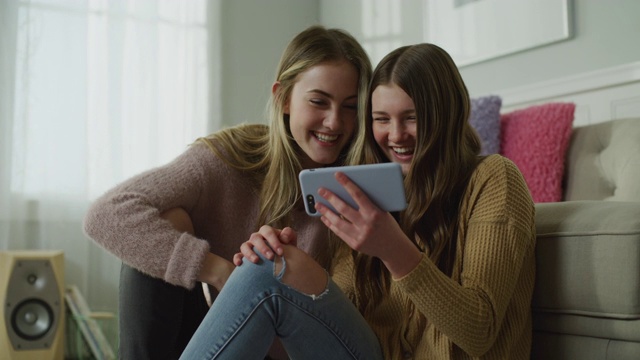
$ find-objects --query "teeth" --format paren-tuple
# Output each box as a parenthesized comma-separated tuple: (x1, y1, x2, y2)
(315, 132, 338, 142)
(393, 147, 413, 154)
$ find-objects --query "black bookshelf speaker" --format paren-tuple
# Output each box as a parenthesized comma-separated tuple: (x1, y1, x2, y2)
(0, 250, 64, 360)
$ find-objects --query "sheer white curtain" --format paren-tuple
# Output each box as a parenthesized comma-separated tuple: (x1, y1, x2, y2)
(0, 0, 216, 322)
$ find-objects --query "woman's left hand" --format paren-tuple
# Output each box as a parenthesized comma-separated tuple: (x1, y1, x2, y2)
(232, 225, 298, 266)
(315, 171, 422, 278)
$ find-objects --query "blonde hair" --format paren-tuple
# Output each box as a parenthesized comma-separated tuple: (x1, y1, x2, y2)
(344, 44, 482, 315)
(199, 26, 371, 238)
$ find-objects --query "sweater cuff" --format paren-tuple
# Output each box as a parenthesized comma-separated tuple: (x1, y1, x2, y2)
(165, 233, 209, 289)
(393, 253, 435, 288)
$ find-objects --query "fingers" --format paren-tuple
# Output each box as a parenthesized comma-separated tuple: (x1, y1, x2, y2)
(334, 172, 377, 211)
(280, 226, 298, 246)
(232, 252, 244, 266)
(315, 172, 392, 255)
(238, 226, 299, 264)
(258, 225, 285, 257)
(239, 241, 263, 263)
(315, 172, 379, 224)
(315, 182, 358, 238)
(318, 208, 350, 240)
(315, 199, 356, 246)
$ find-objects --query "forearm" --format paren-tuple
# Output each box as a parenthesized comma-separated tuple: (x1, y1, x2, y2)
(380, 237, 422, 279)
(84, 147, 210, 280)
(198, 252, 235, 291)
(396, 226, 533, 356)
(160, 207, 232, 290)
(85, 193, 209, 287)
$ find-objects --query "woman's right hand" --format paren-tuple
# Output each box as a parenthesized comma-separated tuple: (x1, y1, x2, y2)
(233, 225, 298, 265)
(315, 171, 422, 279)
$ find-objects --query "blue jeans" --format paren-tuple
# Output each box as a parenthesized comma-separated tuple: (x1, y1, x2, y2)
(179, 254, 383, 360)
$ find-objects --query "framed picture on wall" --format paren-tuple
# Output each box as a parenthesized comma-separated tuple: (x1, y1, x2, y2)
(424, 0, 572, 67)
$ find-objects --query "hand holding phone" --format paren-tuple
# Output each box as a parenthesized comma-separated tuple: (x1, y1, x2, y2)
(298, 163, 407, 217)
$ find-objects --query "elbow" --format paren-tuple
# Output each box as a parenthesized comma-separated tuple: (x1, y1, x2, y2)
(455, 316, 500, 357)
(83, 196, 117, 243)
(83, 202, 102, 238)
(455, 330, 498, 358)
(462, 341, 495, 358)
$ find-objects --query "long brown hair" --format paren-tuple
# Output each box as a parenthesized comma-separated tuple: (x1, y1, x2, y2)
(199, 26, 371, 235)
(348, 44, 482, 314)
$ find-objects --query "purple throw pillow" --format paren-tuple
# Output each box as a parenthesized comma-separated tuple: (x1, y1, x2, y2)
(469, 96, 502, 155)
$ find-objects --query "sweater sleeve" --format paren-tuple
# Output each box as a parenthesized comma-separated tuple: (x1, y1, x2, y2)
(83, 143, 220, 289)
(395, 156, 535, 356)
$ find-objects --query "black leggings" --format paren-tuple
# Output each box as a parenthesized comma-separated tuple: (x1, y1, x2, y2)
(118, 263, 210, 360)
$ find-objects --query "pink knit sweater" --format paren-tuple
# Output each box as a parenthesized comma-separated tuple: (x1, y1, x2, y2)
(83, 140, 327, 289)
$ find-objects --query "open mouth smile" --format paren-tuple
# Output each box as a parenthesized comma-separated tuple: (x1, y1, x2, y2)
(392, 146, 414, 155)
(313, 131, 339, 143)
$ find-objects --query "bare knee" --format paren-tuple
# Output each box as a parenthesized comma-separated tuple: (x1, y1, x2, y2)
(275, 245, 327, 297)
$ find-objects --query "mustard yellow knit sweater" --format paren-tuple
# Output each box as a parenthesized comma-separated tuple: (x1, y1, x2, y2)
(332, 155, 536, 360)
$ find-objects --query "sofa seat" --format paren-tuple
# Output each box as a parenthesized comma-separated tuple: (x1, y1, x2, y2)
(534, 201, 640, 324)
(529, 117, 640, 359)
(531, 201, 640, 359)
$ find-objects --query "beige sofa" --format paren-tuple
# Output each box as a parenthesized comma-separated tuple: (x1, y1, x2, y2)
(530, 117, 640, 359)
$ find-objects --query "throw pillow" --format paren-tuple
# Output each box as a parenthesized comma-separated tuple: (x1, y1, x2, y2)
(469, 95, 502, 155)
(500, 102, 576, 203)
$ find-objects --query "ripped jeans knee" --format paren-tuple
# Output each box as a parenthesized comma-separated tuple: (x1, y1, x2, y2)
(271, 247, 329, 300)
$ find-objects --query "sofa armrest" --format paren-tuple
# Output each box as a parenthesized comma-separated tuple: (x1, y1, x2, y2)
(533, 200, 640, 326)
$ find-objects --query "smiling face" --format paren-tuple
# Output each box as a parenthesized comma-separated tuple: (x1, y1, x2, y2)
(371, 83, 417, 175)
(283, 60, 359, 169)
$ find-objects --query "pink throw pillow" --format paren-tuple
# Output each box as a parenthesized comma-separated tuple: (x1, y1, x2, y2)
(500, 103, 576, 203)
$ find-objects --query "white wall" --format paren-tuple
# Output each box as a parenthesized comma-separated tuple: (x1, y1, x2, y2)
(319, 0, 640, 98)
(319, 0, 424, 67)
(217, 0, 319, 128)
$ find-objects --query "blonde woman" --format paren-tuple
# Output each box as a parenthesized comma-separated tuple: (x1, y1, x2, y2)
(83, 25, 371, 360)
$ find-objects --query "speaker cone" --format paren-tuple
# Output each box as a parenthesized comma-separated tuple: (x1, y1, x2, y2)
(10, 298, 54, 340)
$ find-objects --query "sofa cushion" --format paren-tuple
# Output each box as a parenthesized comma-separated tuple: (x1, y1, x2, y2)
(564, 117, 640, 201)
(533, 200, 640, 341)
(500, 102, 575, 202)
(469, 95, 502, 155)
(531, 332, 640, 360)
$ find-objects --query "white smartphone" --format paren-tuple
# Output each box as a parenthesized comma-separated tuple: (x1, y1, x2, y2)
(299, 162, 407, 217)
